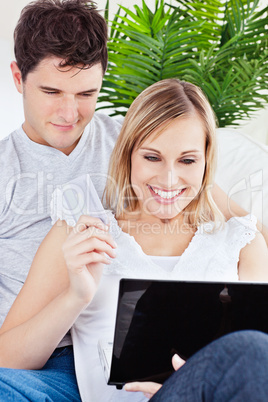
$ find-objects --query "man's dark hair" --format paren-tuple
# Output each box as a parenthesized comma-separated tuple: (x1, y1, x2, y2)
(14, 0, 108, 81)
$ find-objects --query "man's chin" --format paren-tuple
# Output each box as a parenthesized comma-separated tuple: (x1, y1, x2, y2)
(49, 138, 80, 155)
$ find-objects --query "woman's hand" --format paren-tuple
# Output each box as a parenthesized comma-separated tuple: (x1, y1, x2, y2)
(124, 354, 185, 399)
(62, 215, 117, 304)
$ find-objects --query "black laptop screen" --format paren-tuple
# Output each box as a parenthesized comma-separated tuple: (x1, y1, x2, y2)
(109, 279, 268, 386)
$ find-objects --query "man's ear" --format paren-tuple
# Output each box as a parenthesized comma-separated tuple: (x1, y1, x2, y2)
(10, 61, 23, 94)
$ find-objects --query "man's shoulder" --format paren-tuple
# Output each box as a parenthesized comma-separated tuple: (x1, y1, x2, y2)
(0, 130, 18, 155)
(93, 111, 124, 135)
(0, 129, 23, 172)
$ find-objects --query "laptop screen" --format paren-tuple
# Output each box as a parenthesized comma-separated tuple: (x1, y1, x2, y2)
(108, 279, 268, 386)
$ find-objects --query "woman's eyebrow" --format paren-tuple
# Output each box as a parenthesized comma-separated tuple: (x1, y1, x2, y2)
(140, 147, 202, 155)
(180, 150, 202, 155)
(139, 147, 161, 153)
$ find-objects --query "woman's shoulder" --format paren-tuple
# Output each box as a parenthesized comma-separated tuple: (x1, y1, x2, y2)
(199, 214, 258, 238)
(224, 214, 258, 244)
(195, 214, 259, 262)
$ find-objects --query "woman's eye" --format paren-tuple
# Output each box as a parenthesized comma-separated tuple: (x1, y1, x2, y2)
(181, 159, 196, 165)
(144, 156, 160, 162)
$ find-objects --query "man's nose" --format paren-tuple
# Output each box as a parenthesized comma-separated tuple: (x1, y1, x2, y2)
(58, 96, 78, 123)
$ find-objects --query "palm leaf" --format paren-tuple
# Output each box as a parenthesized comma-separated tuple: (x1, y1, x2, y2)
(97, 0, 268, 126)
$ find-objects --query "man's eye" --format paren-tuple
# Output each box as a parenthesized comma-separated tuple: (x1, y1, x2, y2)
(144, 156, 160, 162)
(44, 91, 58, 95)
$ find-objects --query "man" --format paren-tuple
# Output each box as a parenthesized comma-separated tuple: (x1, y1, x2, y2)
(0, 0, 123, 329)
(0, 1, 121, 399)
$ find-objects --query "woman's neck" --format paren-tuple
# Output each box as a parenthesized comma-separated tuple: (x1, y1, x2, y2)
(116, 210, 196, 257)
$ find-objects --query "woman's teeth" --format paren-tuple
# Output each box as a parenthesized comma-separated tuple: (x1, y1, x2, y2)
(151, 187, 184, 199)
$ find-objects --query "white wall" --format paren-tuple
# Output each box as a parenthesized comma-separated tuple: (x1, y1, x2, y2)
(0, 0, 267, 142)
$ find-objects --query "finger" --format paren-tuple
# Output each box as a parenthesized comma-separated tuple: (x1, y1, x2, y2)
(172, 354, 185, 371)
(71, 228, 117, 248)
(65, 251, 113, 271)
(65, 227, 117, 252)
(68, 251, 112, 268)
(75, 215, 109, 234)
(124, 382, 161, 395)
(63, 240, 116, 270)
(144, 393, 154, 399)
(83, 227, 117, 248)
(67, 237, 117, 260)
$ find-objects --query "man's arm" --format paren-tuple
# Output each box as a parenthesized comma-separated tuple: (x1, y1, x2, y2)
(212, 184, 268, 246)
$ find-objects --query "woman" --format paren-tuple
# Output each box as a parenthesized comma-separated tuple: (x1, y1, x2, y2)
(0, 79, 267, 402)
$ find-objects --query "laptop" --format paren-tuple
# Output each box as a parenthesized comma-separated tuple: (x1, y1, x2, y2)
(98, 278, 268, 389)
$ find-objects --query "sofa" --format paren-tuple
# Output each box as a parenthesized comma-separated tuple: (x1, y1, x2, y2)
(216, 127, 268, 228)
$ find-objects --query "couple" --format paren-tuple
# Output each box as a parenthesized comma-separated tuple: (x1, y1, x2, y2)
(1, 0, 268, 401)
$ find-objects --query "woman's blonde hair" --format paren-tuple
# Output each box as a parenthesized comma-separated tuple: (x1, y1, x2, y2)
(105, 78, 223, 228)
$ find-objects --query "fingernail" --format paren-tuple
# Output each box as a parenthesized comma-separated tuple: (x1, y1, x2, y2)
(173, 354, 182, 363)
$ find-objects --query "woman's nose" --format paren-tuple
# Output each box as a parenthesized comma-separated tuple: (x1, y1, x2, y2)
(158, 166, 180, 188)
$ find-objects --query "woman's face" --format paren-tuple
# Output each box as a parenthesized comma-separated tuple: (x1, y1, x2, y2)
(130, 115, 207, 220)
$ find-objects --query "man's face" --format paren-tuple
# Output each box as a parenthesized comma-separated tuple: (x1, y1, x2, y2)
(12, 57, 103, 155)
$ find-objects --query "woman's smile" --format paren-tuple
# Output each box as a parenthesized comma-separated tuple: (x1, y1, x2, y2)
(147, 185, 187, 204)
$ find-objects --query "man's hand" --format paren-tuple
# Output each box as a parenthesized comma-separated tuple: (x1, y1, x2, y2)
(124, 354, 185, 399)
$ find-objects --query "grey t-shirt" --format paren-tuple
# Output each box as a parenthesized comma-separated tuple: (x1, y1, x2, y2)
(0, 112, 123, 329)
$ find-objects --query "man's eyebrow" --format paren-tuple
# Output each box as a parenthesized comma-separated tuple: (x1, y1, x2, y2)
(77, 88, 99, 94)
(39, 86, 99, 94)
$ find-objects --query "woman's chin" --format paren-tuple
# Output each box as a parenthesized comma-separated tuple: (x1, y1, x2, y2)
(147, 208, 181, 222)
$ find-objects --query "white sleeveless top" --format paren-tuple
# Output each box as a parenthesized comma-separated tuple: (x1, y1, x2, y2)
(51, 180, 258, 402)
(149, 255, 180, 271)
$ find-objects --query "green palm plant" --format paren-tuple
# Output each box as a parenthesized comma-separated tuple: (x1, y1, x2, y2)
(98, 0, 268, 127)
